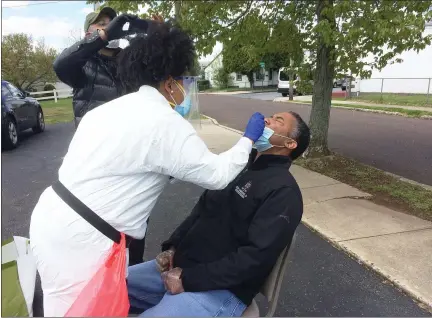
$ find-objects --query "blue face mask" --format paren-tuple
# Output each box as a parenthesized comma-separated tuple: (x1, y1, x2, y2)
(174, 93, 192, 117)
(254, 127, 275, 152)
(255, 127, 293, 153)
(169, 81, 192, 117)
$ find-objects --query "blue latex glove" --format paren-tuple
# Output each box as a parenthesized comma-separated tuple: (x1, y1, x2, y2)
(243, 112, 265, 142)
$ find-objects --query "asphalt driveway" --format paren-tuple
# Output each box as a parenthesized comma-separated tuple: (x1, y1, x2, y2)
(2, 122, 429, 317)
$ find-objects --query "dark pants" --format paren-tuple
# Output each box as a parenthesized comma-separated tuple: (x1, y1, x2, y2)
(128, 219, 149, 266)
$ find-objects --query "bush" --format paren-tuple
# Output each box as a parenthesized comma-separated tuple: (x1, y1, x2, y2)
(197, 79, 210, 91)
(296, 80, 313, 95)
(213, 67, 232, 89)
(43, 83, 56, 98)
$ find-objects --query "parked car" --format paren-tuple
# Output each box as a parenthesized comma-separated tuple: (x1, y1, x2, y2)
(277, 68, 298, 97)
(1, 80, 45, 150)
(333, 78, 348, 90)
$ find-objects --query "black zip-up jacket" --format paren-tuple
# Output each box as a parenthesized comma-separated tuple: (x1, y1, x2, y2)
(161, 150, 303, 306)
(53, 31, 121, 118)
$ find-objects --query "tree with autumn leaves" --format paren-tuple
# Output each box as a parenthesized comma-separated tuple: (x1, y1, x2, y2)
(89, 0, 432, 157)
(1, 33, 57, 91)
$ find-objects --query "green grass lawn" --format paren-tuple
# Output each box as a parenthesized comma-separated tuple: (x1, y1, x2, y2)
(40, 98, 73, 124)
(333, 93, 432, 107)
(40, 97, 207, 124)
(331, 103, 432, 118)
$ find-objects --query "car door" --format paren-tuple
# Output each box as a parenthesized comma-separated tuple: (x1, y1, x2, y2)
(6, 83, 32, 130)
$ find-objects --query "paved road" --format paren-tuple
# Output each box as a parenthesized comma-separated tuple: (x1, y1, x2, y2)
(2, 123, 430, 316)
(199, 94, 432, 185)
(235, 88, 343, 101)
(236, 92, 280, 100)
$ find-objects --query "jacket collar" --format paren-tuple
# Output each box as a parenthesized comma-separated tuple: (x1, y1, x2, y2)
(138, 85, 172, 108)
(248, 150, 292, 170)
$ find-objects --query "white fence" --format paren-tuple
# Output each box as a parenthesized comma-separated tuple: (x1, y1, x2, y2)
(354, 77, 432, 95)
(29, 88, 73, 102)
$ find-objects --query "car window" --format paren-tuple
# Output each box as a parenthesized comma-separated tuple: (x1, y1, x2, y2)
(7, 83, 23, 98)
(279, 71, 297, 82)
(2, 85, 12, 100)
(279, 70, 289, 81)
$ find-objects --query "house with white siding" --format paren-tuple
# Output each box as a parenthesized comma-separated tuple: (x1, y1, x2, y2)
(354, 22, 432, 94)
(203, 52, 279, 89)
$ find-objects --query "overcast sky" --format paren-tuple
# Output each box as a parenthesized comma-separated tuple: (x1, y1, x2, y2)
(1, 0, 222, 62)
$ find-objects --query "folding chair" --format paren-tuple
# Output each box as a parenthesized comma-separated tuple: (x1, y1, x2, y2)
(242, 233, 297, 317)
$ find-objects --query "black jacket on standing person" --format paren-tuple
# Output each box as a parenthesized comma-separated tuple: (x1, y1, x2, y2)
(161, 149, 303, 306)
(53, 31, 121, 118)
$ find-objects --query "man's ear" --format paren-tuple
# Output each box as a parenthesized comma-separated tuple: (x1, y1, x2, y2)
(285, 139, 297, 150)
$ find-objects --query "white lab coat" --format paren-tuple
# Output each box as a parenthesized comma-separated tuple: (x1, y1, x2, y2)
(29, 85, 252, 317)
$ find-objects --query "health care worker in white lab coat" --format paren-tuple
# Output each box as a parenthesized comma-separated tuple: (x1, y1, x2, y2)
(29, 20, 266, 316)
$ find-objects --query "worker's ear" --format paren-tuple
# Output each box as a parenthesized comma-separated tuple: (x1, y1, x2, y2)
(163, 77, 174, 95)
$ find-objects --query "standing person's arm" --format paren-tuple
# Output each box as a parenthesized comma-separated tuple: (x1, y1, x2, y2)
(54, 14, 140, 88)
(145, 112, 264, 190)
(53, 31, 108, 88)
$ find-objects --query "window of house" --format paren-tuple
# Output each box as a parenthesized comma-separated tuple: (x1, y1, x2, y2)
(236, 73, 242, 81)
(255, 70, 264, 81)
(268, 69, 273, 81)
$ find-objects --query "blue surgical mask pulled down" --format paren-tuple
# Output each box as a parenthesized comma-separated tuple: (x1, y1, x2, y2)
(254, 127, 276, 152)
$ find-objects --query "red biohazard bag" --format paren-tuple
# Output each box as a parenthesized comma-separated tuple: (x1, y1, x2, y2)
(65, 233, 129, 317)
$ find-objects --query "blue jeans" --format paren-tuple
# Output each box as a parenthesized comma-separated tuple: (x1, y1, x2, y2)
(127, 260, 246, 317)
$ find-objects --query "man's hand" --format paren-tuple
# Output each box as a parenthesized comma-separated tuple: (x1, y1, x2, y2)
(155, 249, 175, 273)
(162, 267, 184, 295)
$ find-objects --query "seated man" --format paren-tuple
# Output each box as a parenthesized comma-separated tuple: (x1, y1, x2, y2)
(128, 111, 310, 317)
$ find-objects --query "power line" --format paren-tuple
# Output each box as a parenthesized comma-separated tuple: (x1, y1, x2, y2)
(2, 1, 61, 9)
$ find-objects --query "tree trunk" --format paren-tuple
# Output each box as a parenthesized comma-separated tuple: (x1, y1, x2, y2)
(347, 75, 352, 99)
(289, 72, 294, 100)
(174, 1, 182, 25)
(247, 71, 254, 90)
(289, 58, 294, 100)
(307, 0, 336, 157)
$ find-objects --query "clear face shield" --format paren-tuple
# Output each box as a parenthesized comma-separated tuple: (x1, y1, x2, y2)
(171, 76, 201, 130)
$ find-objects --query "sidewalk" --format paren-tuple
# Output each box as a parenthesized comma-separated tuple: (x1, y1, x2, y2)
(197, 118, 432, 310)
(274, 95, 432, 112)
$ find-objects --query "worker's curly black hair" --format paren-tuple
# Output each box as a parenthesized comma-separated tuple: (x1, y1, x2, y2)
(117, 21, 196, 94)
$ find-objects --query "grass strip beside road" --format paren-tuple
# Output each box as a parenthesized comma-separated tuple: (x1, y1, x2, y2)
(40, 98, 74, 124)
(331, 103, 432, 118)
(287, 100, 432, 118)
(296, 154, 432, 222)
(333, 93, 432, 107)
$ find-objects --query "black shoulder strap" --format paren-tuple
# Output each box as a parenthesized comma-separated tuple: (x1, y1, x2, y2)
(52, 180, 121, 244)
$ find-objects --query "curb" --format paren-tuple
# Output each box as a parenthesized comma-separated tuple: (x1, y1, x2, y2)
(273, 100, 432, 120)
(202, 113, 432, 311)
(301, 220, 432, 312)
